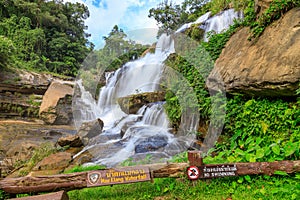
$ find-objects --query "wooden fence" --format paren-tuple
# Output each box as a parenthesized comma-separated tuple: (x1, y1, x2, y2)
(1, 151, 300, 199)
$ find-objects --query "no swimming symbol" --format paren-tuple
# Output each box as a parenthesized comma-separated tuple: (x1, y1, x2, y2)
(187, 166, 200, 180)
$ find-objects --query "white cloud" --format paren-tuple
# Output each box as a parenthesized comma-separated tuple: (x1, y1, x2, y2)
(64, 0, 185, 49)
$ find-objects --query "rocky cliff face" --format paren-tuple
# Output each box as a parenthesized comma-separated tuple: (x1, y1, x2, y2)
(0, 70, 51, 118)
(207, 7, 300, 97)
(0, 70, 75, 124)
(255, 0, 273, 16)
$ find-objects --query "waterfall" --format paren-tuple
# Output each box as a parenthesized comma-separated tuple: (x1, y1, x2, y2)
(176, 8, 244, 41)
(176, 11, 212, 33)
(202, 9, 244, 41)
(73, 34, 196, 167)
(73, 8, 235, 166)
(137, 102, 169, 129)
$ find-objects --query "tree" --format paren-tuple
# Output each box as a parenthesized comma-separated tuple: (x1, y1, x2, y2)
(148, 0, 210, 34)
(0, 0, 93, 76)
(99, 25, 148, 71)
(0, 36, 15, 69)
(148, 0, 183, 34)
(181, 0, 210, 21)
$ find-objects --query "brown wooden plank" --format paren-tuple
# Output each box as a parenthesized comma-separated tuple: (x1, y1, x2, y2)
(1, 160, 300, 194)
(9, 190, 69, 200)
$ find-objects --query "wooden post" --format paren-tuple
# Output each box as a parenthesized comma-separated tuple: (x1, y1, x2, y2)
(188, 151, 203, 166)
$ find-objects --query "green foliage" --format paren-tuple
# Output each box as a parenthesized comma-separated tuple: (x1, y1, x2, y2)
(249, 0, 300, 40)
(149, 0, 210, 34)
(202, 20, 242, 61)
(169, 151, 188, 163)
(231, 0, 254, 11)
(18, 142, 56, 176)
(99, 25, 149, 72)
(0, 0, 92, 76)
(182, 0, 211, 22)
(78, 26, 149, 96)
(184, 24, 205, 42)
(0, 35, 15, 69)
(205, 96, 300, 164)
(163, 44, 214, 128)
(241, 0, 256, 26)
(67, 175, 300, 199)
(148, 0, 183, 33)
(164, 90, 182, 130)
(65, 165, 105, 174)
(208, 0, 231, 15)
(106, 47, 149, 72)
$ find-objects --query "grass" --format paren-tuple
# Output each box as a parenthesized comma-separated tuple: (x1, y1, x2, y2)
(17, 142, 56, 176)
(64, 165, 106, 174)
(67, 174, 300, 200)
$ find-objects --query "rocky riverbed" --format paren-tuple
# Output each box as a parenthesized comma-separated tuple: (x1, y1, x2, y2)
(0, 120, 76, 177)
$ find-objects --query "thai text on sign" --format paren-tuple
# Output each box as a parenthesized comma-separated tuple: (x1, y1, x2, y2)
(200, 164, 237, 178)
(87, 166, 151, 187)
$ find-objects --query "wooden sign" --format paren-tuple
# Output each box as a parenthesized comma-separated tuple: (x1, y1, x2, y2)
(87, 166, 151, 187)
(200, 164, 237, 178)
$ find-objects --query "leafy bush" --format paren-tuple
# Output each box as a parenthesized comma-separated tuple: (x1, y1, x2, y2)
(208, 0, 231, 15)
(163, 44, 214, 128)
(202, 20, 242, 61)
(249, 0, 300, 40)
(205, 96, 300, 163)
(0, 35, 15, 69)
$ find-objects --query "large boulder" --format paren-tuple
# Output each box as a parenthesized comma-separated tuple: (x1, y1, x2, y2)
(39, 81, 74, 124)
(32, 152, 72, 171)
(77, 119, 104, 145)
(117, 91, 166, 114)
(57, 134, 83, 148)
(207, 8, 300, 97)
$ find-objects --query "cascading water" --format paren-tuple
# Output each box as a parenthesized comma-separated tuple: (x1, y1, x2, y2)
(73, 34, 196, 167)
(202, 9, 244, 41)
(176, 8, 244, 41)
(73, 8, 236, 166)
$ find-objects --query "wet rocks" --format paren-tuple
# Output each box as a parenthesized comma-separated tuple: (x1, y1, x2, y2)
(117, 91, 166, 114)
(77, 119, 104, 145)
(57, 135, 83, 148)
(135, 136, 168, 153)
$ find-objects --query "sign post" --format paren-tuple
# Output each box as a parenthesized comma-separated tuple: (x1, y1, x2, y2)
(187, 151, 238, 180)
(87, 166, 151, 187)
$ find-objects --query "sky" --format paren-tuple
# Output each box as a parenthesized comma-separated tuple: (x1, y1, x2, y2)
(64, 0, 185, 49)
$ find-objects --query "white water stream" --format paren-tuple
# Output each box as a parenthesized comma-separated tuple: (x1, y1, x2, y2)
(73, 34, 195, 167)
(73, 9, 234, 167)
(177, 8, 244, 41)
